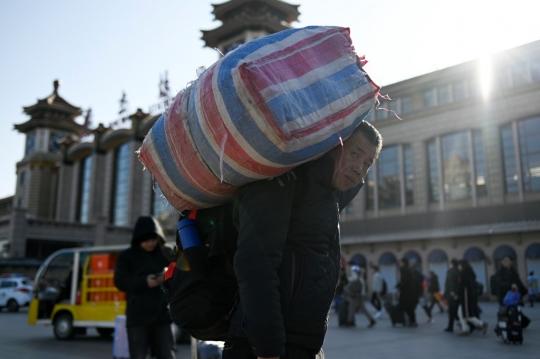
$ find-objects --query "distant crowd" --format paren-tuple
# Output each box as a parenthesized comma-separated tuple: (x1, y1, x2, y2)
(335, 255, 538, 338)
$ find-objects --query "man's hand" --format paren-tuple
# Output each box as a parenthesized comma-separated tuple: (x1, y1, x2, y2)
(147, 274, 164, 288)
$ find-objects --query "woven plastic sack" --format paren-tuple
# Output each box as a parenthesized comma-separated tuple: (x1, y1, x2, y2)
(139, 26, 379, 210)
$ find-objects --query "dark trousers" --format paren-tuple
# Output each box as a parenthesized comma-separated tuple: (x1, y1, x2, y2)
(371, 292, 382, 311)
(427, 292, 445, 312)
(404, 307, 416, 325)
(127, 322, 176, 359)
(222, 337, 324, 359)
(446, 298, 458, 330)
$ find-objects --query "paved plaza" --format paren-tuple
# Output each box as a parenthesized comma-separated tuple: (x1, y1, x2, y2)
(0, 302, 538, 359)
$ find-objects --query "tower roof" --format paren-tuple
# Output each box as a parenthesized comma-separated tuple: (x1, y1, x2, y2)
(211, 0, 299, 23)
(202, 0, 300, 49)
(15, 80, 83, 134)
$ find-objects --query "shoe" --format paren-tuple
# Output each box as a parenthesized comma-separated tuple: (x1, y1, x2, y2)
(482, 322, 488, 335)
(427, 318, 435, 324)
(368, 320, 376, 328)
(457, 331, 469, 336)
(444, 328, 453, 333)
(408, 322, 418, 328)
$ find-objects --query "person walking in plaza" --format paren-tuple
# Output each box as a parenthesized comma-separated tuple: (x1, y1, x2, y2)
(443, 259, 460, 333)
(371, 264, 384, 319)
(456, 260, 488, 336)
(114, 216, 176, 359)
(397, 258, 418, 327)
(494, 255, 527, 305)
(344, 265, 377, 328)
(413, 264, 434, 323)
(527, 271, 539, 307)
(427, 271, 445, 314)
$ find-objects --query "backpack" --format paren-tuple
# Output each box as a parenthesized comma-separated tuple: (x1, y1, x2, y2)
(381, 278, 388, 296)
(162, 201, 239, 341)
(344, 278, 363, 299)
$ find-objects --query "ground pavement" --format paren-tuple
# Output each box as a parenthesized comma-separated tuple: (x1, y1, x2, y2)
(322, 300, 539, 359)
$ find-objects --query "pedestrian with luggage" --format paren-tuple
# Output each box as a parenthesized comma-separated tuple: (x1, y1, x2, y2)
(344, 265, 377, 328)
(456, 260, 488, 336)
(371, 265, 384, 319)
(494, 256, 527, 305)
(222, 121, 383, 359)
(396, 258, 418, 327)
(527, 271, 538, 307)
(443, 259, 460, 333)
(114, 216, 176, 359)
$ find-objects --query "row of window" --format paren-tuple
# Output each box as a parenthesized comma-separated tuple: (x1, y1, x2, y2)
(354, 116, 540, 212)
(372, 58, 540, 122)
(76, 141, 169, 226)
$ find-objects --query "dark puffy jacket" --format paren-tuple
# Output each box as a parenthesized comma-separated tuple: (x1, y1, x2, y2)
(428, 274, 440, 294)
(445, 267, 459, 301)
(397, 265, 417, 310)
(495, 266, 527, 305)
(114, 216, 171, 328)
(231, 157, 362, 358)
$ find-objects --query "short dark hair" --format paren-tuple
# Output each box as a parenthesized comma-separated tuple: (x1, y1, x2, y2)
(531, 271, 535, 276)
(354, 120, 383, 157)
(401, 257, 409, 265)
(451, 259, 459, 267)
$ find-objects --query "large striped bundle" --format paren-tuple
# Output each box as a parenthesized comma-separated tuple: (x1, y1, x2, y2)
(139, 26, 379, 210)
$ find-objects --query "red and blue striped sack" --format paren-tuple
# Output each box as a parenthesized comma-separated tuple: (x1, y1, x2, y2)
(139, 26, 379, 210)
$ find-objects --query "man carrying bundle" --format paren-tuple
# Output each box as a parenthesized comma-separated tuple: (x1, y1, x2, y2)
(223, 121, 382, 359)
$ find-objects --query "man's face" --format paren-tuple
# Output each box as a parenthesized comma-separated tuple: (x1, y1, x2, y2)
(140, 238, 158, 252)
(502, 257, 512, 269)
(330, 130, 378, 192)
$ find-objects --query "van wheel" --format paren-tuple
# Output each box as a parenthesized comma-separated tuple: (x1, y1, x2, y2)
(54, 313, 75, 340)
(7, 299, 19, 312)
(97, 327, 114, 337)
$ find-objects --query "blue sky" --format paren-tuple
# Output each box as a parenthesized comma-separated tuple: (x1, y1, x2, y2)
(1, 0, 540, 198)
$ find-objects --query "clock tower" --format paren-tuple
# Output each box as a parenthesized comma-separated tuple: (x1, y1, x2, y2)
(13, 80, 83, 220)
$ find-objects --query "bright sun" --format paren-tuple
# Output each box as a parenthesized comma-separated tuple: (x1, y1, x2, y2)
(479, 55, 492, 100)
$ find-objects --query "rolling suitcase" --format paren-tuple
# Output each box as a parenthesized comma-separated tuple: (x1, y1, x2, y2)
(384, 294, 405, 327)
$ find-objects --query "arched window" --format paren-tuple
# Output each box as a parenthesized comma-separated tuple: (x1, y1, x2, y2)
(525, 243, 540, 259)
(493, 245, 517, 261)
(379, 252, 398, 265)
(78, 155, 93, 224)
(111, 142, 131, 226)
(464, 247, 486, 262)
(525, 243, 540, 280)
(404, 250, 422, 265)
(428, 249, 448, 263)
(348, 253, 366, 268)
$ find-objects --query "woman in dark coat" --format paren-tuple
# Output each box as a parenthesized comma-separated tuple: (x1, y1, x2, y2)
(456, 260, 487, 336)
(397, 258, 418, 327)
